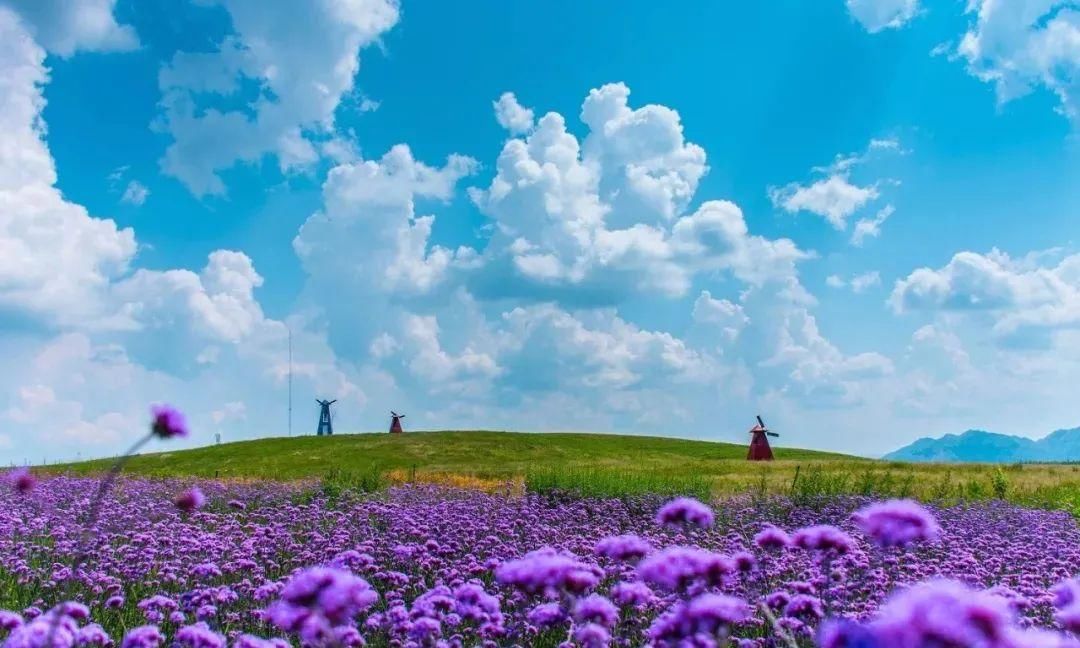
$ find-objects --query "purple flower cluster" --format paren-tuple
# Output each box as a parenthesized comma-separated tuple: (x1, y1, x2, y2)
(3, 476, 1080, 647)
(594, 533, 652, 562)
(173, 487, 206, 513)
(820, 579, 1080, 648)
(656, 496, 715, 529)
(5, 468, 36, 494)
(852, 498, 941, 548)
(264, 567, 377, 644)
(150, 404, 188, 439)
(495, 547, 602, 596)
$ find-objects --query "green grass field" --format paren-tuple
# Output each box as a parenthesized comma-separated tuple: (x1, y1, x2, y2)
(51, 430, 845, 478)
(49, 430, 1080, 514)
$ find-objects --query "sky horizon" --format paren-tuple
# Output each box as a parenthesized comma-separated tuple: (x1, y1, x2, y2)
(1, 0, 1079, 464)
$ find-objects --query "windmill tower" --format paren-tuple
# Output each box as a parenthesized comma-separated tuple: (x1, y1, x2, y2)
(316, 399, 336, 436)
(389, 411, 405, 434)
(747, 415, 779, 461)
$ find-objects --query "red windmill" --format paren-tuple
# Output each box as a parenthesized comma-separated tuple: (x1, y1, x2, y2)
(747, 415, 779, 461)
(389, 411, 405, 434)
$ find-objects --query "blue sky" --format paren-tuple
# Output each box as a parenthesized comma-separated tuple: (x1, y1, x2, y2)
(1, 0, 1079, 462)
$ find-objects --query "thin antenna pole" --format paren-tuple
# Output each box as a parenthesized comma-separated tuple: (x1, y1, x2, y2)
(288, 326, 293, 437)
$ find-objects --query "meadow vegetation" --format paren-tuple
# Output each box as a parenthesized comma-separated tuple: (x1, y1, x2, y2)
(49, 431, 1080, 517)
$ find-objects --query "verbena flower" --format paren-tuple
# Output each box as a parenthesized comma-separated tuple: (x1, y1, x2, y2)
(4, 609, 79, 648)
(231, 635, 289, 648)
(655, 497, 714, 529)
(637, 546, 734, 592)
(817, 619, 880, 648)
(150, 405, 188, 439)
(7, 467, 37, 494)
(573, 594, 619, 628)
(120, 625, 164, 648)
(753, 524, 790, 551)
(526, 602, 564, 629)
(852, 499, 941, 548)
(647, 593, 749, 646)
(174, 623, 225, 648)
(827, 579, 1017, 648)
(573, 622, 611, 648)
(76, 623, 113, 647)
(791, 525, 856, 556)
(174, 487, 206, 513)
(595, 534, 652, 561)
(495, 548, 601, 596)
(732, 550, 757, 573)
(265, 566, 378, 644)
(784, 594, 825, 619)
(610, 581, 655, 609)
(1053, 578, 1080, 633)
(0, 610, 24, 631)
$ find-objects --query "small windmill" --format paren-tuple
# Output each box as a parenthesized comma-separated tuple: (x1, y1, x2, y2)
(389, 411, 405, 434)
(747, 415, 779, 461)
(316, 399, 337, 436)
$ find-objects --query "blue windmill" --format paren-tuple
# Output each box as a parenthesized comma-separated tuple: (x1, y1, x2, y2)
(315, 399, 336, 436)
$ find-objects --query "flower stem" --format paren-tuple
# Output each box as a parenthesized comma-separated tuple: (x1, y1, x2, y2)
(46, 433, 153, 645)
(760, 601, 799, 648)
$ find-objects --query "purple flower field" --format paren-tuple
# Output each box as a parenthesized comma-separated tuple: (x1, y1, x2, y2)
(3, 473, 1080, 647)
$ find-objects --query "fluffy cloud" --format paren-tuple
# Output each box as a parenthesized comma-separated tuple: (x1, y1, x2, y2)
(770, 175, 879, 230)
(0, 8, 137, 326)
(470, 84, 807, 302)
(692, 291, 749, 341)
(851, 205, 894, 246)
(0, 0, 138, 57)
(294, 144, 478, 296)
(157, 0, 400, 195)
(769, 141, 899, 233)
(827, 271, 882, 293)
(111, 250, 270, 346)
(890, 248, 1080, 340)
(762, 304, 894, 406)
(846, 0, 920, 33)
(499, 305, 716, 391)
(958, 1, 1080, 124)
(398, 314, 499, 388)
(493, 92, 534, 134)
(120, 180, 149, 206)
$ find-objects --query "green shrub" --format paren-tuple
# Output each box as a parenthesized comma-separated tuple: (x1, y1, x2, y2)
(991, 467, 1009, 500)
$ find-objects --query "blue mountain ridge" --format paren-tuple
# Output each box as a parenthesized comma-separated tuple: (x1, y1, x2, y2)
(884, 427, 1080, 463)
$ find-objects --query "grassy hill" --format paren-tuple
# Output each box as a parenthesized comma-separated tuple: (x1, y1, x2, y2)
(53, 430, 847, 480)
(47, 431, 1080, 514)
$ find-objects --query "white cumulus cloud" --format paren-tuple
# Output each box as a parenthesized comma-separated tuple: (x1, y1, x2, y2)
(846, 0, 920, 33)
(958, 0, 1080, 125)
(156, 0, 401, 196)
(0, 8, 137, 326)
(0, 0, 138, 57)
(493, 92, 534, 134)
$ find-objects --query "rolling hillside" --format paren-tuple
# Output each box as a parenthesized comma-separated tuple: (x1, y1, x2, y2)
(51, 430, 848, 480)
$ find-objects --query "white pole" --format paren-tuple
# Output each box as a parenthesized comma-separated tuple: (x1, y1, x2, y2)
(289, 326, 293, 438)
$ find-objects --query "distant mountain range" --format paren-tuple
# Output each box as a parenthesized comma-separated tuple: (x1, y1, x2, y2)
(885, 427, 1080, 463)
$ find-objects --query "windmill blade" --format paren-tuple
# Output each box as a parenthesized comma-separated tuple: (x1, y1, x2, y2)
(766, 432, 779, 437)
(756, 415, 766, 428)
